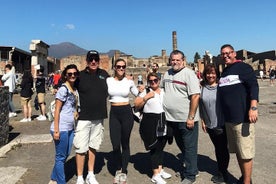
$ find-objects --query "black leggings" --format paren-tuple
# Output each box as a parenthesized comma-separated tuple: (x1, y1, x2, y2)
(109, 105, 134, 173)
(150, 137, 167, 169)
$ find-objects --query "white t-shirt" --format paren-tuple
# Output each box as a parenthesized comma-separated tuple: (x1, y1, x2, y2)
(139, 88, 164, 114)
(107, 77, 139, 103)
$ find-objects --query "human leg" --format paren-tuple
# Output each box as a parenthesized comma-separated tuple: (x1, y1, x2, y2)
(27, 98, 32, 120)
(208, 127, 229, 182)
(179, 121, 199, 182)
(8, 92, 16, 113)
(50, 131, 72, 184)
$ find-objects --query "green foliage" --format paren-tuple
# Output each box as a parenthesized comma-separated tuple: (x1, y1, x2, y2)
(194, 52, 201, 63)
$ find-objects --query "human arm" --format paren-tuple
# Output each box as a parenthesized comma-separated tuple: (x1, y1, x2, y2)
(134, 90, 154, 110)
(53, 99, 63, 140)
(186, 93, 200, 129)
(249, 99, 258, 123)
(201, 119, 207, 133)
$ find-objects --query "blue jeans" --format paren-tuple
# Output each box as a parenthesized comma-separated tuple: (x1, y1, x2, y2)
(50, 130, 74, 184)
(9, 92, 16, 112)
(167, 121, 199, 182)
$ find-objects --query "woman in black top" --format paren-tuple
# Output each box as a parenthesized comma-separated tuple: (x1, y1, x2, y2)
(20, 70, 33, 122)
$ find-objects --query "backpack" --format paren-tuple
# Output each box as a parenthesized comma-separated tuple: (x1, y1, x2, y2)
(132, 87, 150, 123)
(47, 85, 68, 121)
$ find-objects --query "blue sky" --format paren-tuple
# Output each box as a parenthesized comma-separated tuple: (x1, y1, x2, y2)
(1, 0, 275, 62)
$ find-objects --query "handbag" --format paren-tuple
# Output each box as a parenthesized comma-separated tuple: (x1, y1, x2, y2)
(132, 106, 143, 123)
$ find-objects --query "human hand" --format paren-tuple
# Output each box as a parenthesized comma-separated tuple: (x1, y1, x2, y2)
(53, 131, 60, 140)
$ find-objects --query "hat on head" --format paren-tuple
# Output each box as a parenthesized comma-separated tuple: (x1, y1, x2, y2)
(86, 50, 100, 62)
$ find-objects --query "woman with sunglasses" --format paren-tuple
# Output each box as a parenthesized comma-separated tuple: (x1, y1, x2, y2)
(199, 64, 229, 183)
(49, 64, 79, 184)
(106, 58, 141, 184)
(134, 72, 171, 184)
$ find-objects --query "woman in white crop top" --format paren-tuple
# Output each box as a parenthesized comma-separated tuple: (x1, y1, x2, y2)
(134, 72, 172, 184)
(106, 58, 141, 184)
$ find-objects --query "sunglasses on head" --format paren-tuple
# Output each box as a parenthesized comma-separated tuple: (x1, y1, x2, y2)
(67, 72, 78, 77)
(115, 65, 126, 69)
(148, 78, 159, 84)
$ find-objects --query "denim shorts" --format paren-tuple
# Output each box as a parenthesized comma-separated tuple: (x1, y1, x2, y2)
(73, 119, 104, 153)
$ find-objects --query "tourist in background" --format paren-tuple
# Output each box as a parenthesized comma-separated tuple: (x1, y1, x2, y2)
(199, 64, 229, 183)
(162, 50, 200, 184)
(34, 65, 47, 121)
(269, 66, 275, 86)
(19, 70, 34, 122)
(152, 62, 162, 79)
(134, 72, 171, 184)
(218, 44, 258, 184)
(49, 64, 79, 184)
(74, 50, 109, 184)
(1, 64, 17, 118)
(106, 58, 141, 184)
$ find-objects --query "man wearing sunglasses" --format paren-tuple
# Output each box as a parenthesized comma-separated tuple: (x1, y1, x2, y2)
(73, 50, 109, 184)
(162, 50, 201, 184)
(218, 44, 258, 184)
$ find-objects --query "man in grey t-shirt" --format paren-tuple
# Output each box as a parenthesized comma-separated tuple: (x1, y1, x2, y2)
(163, 50, 200, 184)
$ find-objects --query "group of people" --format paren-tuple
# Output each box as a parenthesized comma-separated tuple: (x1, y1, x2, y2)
(47, 44, 258, 184)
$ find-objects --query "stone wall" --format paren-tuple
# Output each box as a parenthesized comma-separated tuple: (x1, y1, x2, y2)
(0, 86, 9, 147)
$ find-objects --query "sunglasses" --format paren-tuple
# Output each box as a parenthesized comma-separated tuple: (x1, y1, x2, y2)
(221, 51, 234, 56)
(88, 58, 100, 62)
(115, 65, 126, 69)
(148, 78, 159, 84)
(67, 72, 78, 77)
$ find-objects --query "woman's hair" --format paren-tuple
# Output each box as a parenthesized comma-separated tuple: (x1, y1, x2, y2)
(61, 64, 79, 83)
(201, 64, 220, 86)
(113, 58, 126, 77)
(22, 70, 33, 82)
(147, 72, 160, 81)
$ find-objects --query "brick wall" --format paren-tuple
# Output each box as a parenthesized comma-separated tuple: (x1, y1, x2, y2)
(0, 86, 9, 147)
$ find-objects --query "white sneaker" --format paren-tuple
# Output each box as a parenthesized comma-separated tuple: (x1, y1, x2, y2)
(37, 115, 47, 121)
(20, 118, 29, 123)
(9, 112, 17, 118)
(151, 174, 167, 184)
(76, 178, 84, 184)
(86, 174, 99, 184)
(36, 115, 42, 120)
(160, 169, 172, 179)
(28, 118, 32, 122)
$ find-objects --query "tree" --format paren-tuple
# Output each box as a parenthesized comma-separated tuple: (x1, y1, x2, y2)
(194, 52, 201, 63)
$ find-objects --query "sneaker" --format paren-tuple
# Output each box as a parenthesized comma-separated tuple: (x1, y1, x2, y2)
(235, 176, 252, 184)
(113, 170, 122, 184)
(36, 115, 42, 120)
(48, 180, 57, 184)
(28, 118, 32, 122)
(86, 174, 99, 184)
(211, 174, 225, 183)
(151, 174, 166, 184)
(20, 118, 29, 123)
(37, 115, 47, 121)
(76, 177, 85, 184)
(9, 112, 17, 118)
(160, 169, 171, 179)
(119, 173, 127, 184)
(76, 179, 84, 184)
(181, 178, 196, 184)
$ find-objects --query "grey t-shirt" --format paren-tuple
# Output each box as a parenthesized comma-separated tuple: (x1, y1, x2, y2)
(163, 67, 201, 122)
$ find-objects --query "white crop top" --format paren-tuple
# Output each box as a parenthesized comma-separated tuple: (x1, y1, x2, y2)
(107, 77, 139, 103)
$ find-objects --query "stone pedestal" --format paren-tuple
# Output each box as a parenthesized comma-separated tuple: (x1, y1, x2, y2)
(0, 87, 9, 147)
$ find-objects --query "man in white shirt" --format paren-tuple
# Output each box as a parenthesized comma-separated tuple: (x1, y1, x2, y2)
(2, 64, 17, 117)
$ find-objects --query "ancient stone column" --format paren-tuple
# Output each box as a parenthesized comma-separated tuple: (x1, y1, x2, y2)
(172, 31, 177, 51)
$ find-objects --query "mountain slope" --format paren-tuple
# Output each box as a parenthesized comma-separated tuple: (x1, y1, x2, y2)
(48, 42, 88, 59)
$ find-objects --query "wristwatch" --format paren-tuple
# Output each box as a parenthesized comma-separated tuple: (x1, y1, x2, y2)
(188, 115, 195, 120)
(250, 106, 258, 111)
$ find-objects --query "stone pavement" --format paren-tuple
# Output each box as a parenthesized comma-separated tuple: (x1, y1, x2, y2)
(0, 80, 275, 184)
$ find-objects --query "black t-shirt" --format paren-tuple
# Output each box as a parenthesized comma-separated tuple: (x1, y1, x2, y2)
(20, 77, 33, 97)
(76, 68, 109, 120)
(35, 75, 46, 93)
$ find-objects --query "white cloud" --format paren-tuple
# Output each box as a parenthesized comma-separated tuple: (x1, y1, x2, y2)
(65, 24, 75, 30)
